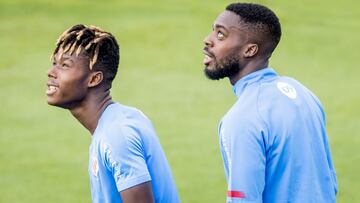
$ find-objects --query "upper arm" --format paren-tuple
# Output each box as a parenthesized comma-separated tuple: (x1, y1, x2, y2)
(221, 117, 266, 202)
(120, 181, 154, 203)
(101, 124, 152, 192)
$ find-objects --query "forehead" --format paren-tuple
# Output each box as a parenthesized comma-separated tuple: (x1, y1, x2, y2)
(53, 52, 88, 63)
(53, 52, 90, 70)
(213, 10, 242, 30)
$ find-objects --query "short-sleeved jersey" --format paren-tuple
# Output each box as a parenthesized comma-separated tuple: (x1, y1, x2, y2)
(89, 103, 180, 203)
(219, 68, 337, 203)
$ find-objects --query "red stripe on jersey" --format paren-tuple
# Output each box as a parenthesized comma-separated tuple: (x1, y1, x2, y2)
(227, 190, 246, 198)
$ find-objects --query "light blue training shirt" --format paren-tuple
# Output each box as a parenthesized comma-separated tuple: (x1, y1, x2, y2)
(219, 68, 337, 203)
(89, 102, 180, 203)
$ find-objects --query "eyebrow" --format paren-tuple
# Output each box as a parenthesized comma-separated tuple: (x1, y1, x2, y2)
(215, 24, 243, 34)
(54, 55, 74, 64)
(213, 24, 228, 31)
(61, 54, 73, 60)
(63, 58, 74, 63)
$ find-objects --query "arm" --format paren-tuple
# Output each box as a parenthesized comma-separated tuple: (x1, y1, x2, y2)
(120, 181, 155, 203)
(102, 124, 154, 202)
(220, 118, 266, 202)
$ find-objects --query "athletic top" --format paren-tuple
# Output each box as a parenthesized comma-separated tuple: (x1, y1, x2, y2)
(219, 68, 337, 203)
(89, 103, 180, 203)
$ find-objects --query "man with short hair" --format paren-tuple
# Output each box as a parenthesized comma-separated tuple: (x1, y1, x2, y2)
(203, 3, 337, 202)
(46, 24, 180, 203)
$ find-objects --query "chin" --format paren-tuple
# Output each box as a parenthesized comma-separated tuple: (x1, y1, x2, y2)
(204, 69, 220, 80)
(204, 66, 216, 75)
(47, 98, 66, 109)
(47, 100, 60, 107)
(47, 98, 56, 106)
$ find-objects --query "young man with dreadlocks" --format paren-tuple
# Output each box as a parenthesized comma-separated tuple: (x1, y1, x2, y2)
(203, 3, 337, 203)
(46, 24, 180, 203)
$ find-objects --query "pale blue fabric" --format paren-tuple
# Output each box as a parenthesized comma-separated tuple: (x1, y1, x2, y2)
(89, 103, 180, 203)
(219, 68, 337, 203)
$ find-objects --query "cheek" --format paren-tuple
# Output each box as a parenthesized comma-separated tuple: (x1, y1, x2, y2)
(214, 44, 234, 59)
(60, 74, 89, 99)
(219, 46, 242, 62)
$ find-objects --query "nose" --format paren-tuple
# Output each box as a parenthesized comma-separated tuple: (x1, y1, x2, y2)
(47, 66, 57, 78)
(203, 34, 213, 48)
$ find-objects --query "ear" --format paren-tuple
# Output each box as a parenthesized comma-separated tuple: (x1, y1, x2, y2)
(244, 44, 258, 58)
(88, 71, 103, 87)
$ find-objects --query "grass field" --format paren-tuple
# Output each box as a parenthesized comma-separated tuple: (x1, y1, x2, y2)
(0, 0, 359, 202)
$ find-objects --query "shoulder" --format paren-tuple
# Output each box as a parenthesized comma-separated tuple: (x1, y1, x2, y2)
(257, 75, 325, 124)
(257, 76, 297, 120)
(229, 81, 265, 125)
(97, 103, 151, 146)
(104, 103, 151, 129)
(258, 75, 322, 109)
(225, 75, 315, 132)
(105, 103, 150, 123)
(222, 83, 266, 137)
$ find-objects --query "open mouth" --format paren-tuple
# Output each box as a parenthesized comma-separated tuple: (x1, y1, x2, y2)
(203, 49, 214, 65)
(46, 83, 59, 95)
(203, 55, 213, 65)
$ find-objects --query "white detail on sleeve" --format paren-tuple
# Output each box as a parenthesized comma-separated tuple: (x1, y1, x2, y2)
(221, 128, 232, 169)
(277, 82, 297, 99)
(92, 155, 99, 178)
(103, 144, 121, 182)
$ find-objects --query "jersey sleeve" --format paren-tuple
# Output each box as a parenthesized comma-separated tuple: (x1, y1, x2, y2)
(100, 123, 151, 192)
(220, 117, 266, 203)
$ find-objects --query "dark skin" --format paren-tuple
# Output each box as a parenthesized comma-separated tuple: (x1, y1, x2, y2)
(46, 53, 155, 203)
(203, 11, 271, 85)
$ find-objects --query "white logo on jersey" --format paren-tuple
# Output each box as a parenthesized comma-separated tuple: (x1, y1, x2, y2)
(277, 82, 297, 99)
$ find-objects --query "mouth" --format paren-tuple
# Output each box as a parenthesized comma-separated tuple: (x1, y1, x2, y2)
(46, 82, 59, 96)
(203, 48, 214, 66)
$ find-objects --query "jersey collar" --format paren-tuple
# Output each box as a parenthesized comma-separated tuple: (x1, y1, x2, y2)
(232, 67, 278, 98)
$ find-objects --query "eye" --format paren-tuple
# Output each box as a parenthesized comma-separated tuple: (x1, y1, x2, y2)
(60, 62, 70, 69)
(217, 31, 225, 40)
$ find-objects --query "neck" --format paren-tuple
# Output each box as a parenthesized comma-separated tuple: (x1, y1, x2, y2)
(70, 90, 113, 135)
(229, 58, 269, 85)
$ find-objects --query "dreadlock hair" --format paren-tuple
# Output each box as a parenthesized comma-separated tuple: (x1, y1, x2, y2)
(226, 3, 281, 54)
(52, 24, 120, 90)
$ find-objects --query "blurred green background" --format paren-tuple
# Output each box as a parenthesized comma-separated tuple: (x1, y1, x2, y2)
(0, 0, 359, 202)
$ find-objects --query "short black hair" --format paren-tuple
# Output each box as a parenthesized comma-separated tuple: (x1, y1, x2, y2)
(52, 24, 119, 90)
(226, 3, 281, 53)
